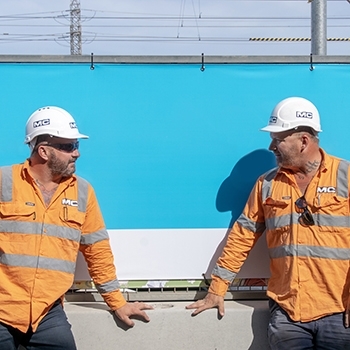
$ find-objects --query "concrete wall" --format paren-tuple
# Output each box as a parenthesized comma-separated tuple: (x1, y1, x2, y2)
(66, 300, 270, 350)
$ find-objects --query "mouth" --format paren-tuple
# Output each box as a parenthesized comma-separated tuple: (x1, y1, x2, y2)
(274, 153, 282, 162)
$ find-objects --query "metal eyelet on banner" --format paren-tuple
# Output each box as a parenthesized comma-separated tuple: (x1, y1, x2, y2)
(200, 53, 205, 72)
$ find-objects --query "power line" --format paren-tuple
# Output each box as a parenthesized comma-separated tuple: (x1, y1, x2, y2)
(0, 5, 350, 51)
(70, 0, 81, 55)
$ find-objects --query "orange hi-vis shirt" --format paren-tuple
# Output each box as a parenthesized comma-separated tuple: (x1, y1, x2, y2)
(209, 149, 350, 322)
(0, 161, 126, 333)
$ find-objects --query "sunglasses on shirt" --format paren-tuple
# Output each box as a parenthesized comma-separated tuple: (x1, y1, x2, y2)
(45, 141, 79, 153)
(295, 196, 315, 226)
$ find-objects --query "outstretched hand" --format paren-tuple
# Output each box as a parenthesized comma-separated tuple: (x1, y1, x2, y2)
(114, 301, 153, 327)
(185, 292, 225, 317)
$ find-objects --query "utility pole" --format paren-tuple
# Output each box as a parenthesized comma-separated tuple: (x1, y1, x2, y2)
(311, 0, 327, 55)
(70, 0, 82, 55)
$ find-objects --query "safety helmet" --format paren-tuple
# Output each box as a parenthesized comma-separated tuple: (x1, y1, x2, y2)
(24, 106, 89, 147)
(260, 97, 322, 133)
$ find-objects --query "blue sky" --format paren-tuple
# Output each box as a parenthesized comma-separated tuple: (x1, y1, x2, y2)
(0, 0, 349, 56)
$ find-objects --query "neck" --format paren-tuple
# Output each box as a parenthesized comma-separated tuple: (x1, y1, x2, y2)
(297, 159, 321, 178)
(293, 151, 322, 194)
(34, 178, 59, 206)
(28, 156, 63, 185)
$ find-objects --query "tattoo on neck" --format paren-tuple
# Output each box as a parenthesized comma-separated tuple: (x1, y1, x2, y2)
(305, 160, 320, 174)
(35, 179, 58, 206)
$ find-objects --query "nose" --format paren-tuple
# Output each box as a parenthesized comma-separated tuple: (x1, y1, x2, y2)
(72, 149, 80, 158)
(269, 140, 277, 151)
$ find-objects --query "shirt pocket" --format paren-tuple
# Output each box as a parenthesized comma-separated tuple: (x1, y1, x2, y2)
(263, 197, 291, 245)
(315, 194, 349, 233)
(0, 201, 36, 218)
(59, 205, 85, 230)
(0, 201, 37, 242)
(263, 196, 289, 221)
(55, 208, 84, 253)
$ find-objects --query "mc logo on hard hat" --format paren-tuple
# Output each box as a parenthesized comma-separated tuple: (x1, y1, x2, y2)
(268, 116, 278, 124)
(33, 119, 50, 128)
(296, 111, 313, 119)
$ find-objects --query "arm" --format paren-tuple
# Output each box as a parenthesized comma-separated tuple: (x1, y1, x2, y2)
(187, 176, 266, 316)
(79, 185, 153, 326)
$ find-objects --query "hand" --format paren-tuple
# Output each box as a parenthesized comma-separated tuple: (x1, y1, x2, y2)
(114, 301, 153, 327)
(186, 292, 225, 317)
(345, 310, 349, 328)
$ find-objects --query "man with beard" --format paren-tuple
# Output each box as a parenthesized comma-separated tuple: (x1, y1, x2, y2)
(187, 97, 350, 349)
(0, 106, 152, 350)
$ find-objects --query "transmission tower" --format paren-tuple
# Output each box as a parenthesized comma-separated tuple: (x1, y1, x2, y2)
(70, 0, 82, 55)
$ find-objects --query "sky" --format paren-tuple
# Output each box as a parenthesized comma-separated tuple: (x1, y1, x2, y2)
(0, 0, 350, 56)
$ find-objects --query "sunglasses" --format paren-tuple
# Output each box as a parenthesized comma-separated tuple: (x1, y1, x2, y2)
(295, 196, 315, 226)
(45, 141, 79, 153)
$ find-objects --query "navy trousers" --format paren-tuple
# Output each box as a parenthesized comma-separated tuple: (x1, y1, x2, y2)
(268, 299, 350, 350)
(0, 300, 77, 350)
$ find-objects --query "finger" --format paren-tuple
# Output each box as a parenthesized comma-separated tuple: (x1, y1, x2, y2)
(138, 302, 154, 310)
(186, 301, 203, 310)
(218, 301, 225, 317)
(122, 303, 151, 322)
(115, 312, 135, 327)
(122, 317, 135, 327)
(190, 305, 206, 316)
(345, 312, 349, 328)
(136, 310, 151, 322)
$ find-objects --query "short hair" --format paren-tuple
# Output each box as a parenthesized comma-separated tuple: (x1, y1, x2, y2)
(31, 134, 52, 154)
(294, 126, 319, 143)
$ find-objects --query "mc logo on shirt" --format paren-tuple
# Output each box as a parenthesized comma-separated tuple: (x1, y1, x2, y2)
(317, 186, 336, 193)
(62, 198, 78, 207)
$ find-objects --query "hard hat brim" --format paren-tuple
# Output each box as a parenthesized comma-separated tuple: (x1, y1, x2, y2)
(260, 125, 288, 133)
(69, 132, 89, 139)
(260, 125, 322, 133)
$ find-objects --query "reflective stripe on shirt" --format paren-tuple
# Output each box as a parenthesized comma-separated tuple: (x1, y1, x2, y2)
(80, 229, 109, 245)
(336, 159, 350, 198)
(0, 253, 76, 274)
(212, 264, 237, 282)
(265, 213, 350, 230)
(76, 176, 88, 212)
(261, 167, 278, 202)
(269, 244, 350, 260)
(1, 166, 13, 202)
(237, 213, 266, 234)
(0, 220, 81, 242)
(95, 279, 121, 293)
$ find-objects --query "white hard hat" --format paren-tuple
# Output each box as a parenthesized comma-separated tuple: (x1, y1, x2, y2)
(261, 97, 322, 133)
(24, 106, 89, 145)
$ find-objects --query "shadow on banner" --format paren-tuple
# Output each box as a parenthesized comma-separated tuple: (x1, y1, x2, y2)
(204, 148, 276, 278)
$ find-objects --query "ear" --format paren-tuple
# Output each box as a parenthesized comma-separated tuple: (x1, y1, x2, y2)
(36, 144, 50, 161)
(300, 134, 309, 151)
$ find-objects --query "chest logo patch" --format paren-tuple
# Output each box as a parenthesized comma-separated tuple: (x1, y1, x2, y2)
(62, 198, 78, 207)
(317, 186, 336, 193)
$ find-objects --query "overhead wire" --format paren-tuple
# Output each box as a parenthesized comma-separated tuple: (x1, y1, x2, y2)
(190, 0, 201, 40)
(177, 0, 186, 38)
(0, 5, 349, 46)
